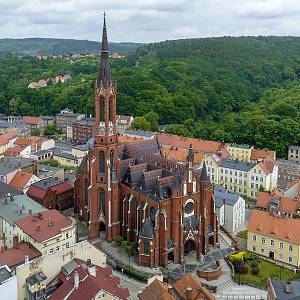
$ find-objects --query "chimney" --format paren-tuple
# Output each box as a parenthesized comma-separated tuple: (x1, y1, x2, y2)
(74, 271, 79, 289)
(25, 254, 29, 264)
(186, 286, 192, 300)
(88, 264, 96, 277)
(285, 281, 292, 294)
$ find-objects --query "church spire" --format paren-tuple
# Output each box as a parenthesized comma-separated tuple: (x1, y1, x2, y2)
(98, 12, 112, 87)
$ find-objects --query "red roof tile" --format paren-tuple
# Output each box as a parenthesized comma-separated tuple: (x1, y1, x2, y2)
(4, 146, 26, 156)
(15, 210, 73, 242)
(50, 182, 73, 195)
(23, 116, 42, 125)
(0, 131, 17, 146)
(27, 185, 48, 200)
(48, 259, 129, 300)
(0, 242, 41, 269)
(9, 171, 33, 191)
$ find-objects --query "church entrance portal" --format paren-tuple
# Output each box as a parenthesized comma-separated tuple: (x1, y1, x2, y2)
(184, 239, 196, 254)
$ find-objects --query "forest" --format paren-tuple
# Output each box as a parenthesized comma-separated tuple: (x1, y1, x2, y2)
(1, 36, 300, 157)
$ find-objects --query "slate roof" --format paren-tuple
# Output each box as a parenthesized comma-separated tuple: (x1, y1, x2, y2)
(214, 185, 241, 207)
(139, 219, 154, 238)
(53, 149, 80, 161)
(219, 158, 256, 172)
(0, 181, 21, 199)
(0, 156, 36, 175)
(271, 280, 300, 300)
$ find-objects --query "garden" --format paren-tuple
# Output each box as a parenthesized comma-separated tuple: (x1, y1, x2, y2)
(229, 252, 300, 289)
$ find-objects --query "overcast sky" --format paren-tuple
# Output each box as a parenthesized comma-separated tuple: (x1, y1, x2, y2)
(1, 0, 300, 43)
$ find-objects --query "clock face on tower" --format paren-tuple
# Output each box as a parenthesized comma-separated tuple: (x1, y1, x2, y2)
(109, 125, 113, 133)
(99, 125, 105, 134)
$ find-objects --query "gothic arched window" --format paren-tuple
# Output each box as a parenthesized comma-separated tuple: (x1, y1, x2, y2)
(84, 179, 89, 207)
(144, 240, 150, 254)
(109, 97, 113, 122)
(110, 150, 114, 169)
(99, 190, 105, 213)
(99, 97, 105, 122)
(99, 151, 105, 174)
(150, 207, 157, 227)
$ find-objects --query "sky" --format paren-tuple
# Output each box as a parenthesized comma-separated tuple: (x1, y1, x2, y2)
(1, 0, 300, 43)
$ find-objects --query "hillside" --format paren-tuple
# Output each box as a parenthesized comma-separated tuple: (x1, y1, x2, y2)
(0, 38, 143, 56)
(0, 36, 300, 156)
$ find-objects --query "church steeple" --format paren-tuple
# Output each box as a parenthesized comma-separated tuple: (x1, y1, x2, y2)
(98, 13, 112, 87)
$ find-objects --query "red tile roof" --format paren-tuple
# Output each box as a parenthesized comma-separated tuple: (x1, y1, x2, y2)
(27, 185, 48, 200)
(23, 116, 42, 125)
(0, 242, 41, 269)
(48, 259, 129, 300)
(138, 279, 176, 300)
(258, 156, 276, 175)
(248, 209, 300, 244)
(251, 148, 276, 161)
(50, 182, 73, 195)
(0, 131, 17, 146)
(4, 146, 26, 156)
(157, 132, 229, 153)
(9, 171, 33, 191)
(15, 210, 73, 242)
(118, 135, 144, 144)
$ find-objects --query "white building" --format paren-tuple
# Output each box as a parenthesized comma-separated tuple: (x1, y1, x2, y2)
(213, 185, 245, 233)
(0, 265, 17, 300)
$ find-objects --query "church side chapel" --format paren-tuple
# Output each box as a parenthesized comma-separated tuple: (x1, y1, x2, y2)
(74, 16, 219, 268)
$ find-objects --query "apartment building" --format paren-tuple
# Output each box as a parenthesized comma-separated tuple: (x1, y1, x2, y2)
(288, 145, 300, 164)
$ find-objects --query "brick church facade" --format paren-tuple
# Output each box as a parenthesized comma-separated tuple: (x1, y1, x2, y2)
(74, 17, 219, 268)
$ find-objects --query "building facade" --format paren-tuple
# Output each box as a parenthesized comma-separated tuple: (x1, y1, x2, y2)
(74, 18, 218, 268)
(72, 117, 95, 144)
(288, 145, 300, 164)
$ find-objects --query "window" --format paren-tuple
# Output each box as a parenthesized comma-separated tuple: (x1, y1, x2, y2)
(99, 190, 105, 213)
(289, 245, 293, 252)
(261, 248, 264, 253)
(109, 97, 113, 121)
(261, 238, 265, 244)
(56, 246, 60, 251)
(99, 151, 105, 174)
(280, 242, 284, 249)
(84, 179, 89, 206)
(289, 257, 293, 263)
(66, 233, 69, 239)
(270, 240, 274, 246)
(252, 246, 256, 251)
(49, 248, 54, 254)
(252, 234, 256, 242)
(99, 97, 105, 122)
(144, 240, 150, 254)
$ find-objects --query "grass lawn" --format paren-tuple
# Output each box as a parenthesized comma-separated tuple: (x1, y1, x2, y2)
(238, 230, 248, 239)
(236, 258, 300, 288)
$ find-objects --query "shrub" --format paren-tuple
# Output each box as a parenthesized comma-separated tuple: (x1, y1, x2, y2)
(244, 252, 257, 261)
(251, 260, 258, 268)
(229, 251, 246, 263)
(252, 266, 259, 275)
(237, 262, 248, 274)
(113, 235, 124, 246)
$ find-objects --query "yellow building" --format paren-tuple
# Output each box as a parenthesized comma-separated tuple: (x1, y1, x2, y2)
(227, 144, 253, 162)
(15, 210, 77, 256)
(247, 210, 300, 267)
(53, 150, 82, 168)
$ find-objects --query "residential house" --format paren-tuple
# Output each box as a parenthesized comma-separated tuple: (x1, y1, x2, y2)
(9, 171, 40, 193)
(22, 116, 43, 129)
(44, 259, 129, 300)
(28, 82, 38, 89)
(16, 240, 106, 300)
(15, 209, 76, 256)
(276, 159, 300, 191)
(0, 193, 47, 248)
(55, 108, 85, 132)
(288, 145, 300, 164)
(227, 144, 253, 162)
(0, 181, 21, 199)
(27, 177, 74, 210)
(71, 144, 90, 158)
(72, 117, 95, 144)
(37, 79, 47, 88)
(116, 115, 133, 134)
(0, 242, 41, 270)
(138, 274, 215, 300)
(267, 278, 300, 300)
(30, 149, 53, 161)
(0, 131, 18, 155)
(4, 145, 31, 158)
(15, 136, 55, 152)
(53, 149, 82, 168)
(0, 265, 17, 300)
(213, 185, 245, 233)
(247, 209, 300, 267)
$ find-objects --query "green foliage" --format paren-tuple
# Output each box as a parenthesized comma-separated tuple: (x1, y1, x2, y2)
(229, 251, 246, 263)
(43, 159, 59, 167)
(43, 124, 58, 137)
(243, 252, 257, 261)
(238, 230, 248, 239)
(30, 128, 41, 136)
(251, 266, 259, 275)
(113, 235, 124, 247)
(130, 117, 151, 131)
(144, 111, 159, 131)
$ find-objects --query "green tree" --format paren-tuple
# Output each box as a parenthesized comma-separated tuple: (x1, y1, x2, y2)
(144, 111, 159, 131)
(30, 128, 41, 136)
(130, 117, 151, 131)
(43, 124, 58, 137)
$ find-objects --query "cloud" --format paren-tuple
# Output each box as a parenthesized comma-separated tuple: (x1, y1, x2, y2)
(0, 0, 300, 42)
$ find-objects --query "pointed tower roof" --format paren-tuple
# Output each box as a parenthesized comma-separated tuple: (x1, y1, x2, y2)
(97, 13, 112, 87)
(200, 162, 209, 182)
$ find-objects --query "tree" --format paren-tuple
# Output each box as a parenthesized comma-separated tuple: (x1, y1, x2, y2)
(144, 111, 159, 131)
(43, 124, 58, 137)
(30, 128, 41, 136)
(130, 117, 151, 131)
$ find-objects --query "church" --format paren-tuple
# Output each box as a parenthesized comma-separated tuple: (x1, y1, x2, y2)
(74, 17, 219, 268)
